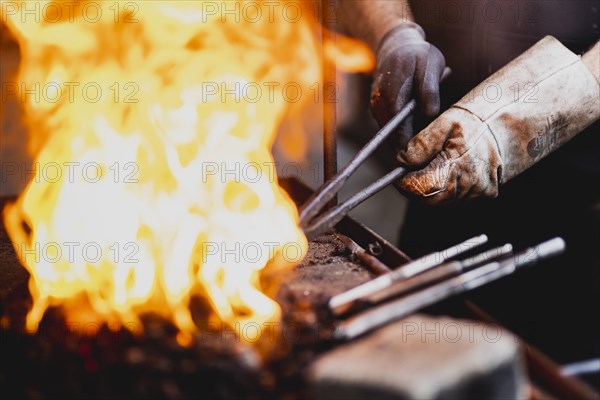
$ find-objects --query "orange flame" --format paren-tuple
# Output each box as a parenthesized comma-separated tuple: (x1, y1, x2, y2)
(2, 0, 372, 340)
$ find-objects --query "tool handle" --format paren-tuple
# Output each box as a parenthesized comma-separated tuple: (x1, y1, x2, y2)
(303, 166, 406, 240)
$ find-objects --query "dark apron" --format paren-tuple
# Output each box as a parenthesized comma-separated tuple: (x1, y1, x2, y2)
(401, 0, 600, 366)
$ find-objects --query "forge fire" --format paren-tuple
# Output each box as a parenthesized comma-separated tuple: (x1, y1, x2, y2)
(1, 0, 365, 338)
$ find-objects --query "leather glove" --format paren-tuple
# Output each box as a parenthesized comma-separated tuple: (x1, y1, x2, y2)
(396, 36, 600, 204)
(370, 22, 446, 150)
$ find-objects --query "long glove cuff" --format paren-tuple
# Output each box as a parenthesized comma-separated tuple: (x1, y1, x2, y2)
(453, 36, 600, 183)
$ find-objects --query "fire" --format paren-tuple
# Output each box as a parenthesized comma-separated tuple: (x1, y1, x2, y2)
(2, 0, 372, 339)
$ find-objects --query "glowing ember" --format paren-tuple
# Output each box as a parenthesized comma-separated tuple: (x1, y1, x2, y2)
(2, 0, 372, 340)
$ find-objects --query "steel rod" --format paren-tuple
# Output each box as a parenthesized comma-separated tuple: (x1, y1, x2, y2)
(334, 237, 566, 340)
(331, 243, 513, 316)
(322, 0, 338, 206)
(301, 101, 415, 226)
(329, 234, 488, 314)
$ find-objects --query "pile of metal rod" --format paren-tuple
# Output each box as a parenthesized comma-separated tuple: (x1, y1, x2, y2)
(331, 236, 566, 340)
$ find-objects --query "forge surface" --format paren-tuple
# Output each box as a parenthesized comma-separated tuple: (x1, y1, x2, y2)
(0, 197, 525, 400)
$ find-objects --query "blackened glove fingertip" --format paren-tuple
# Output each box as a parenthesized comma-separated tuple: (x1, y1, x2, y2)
(416, 92, 439, 117)
(420, 45, 446, 117)
(424, 97, 441, 117)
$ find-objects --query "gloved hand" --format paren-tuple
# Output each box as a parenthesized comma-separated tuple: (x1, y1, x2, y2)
(396, 36, 600, 204)
(370, 22, 446, 150)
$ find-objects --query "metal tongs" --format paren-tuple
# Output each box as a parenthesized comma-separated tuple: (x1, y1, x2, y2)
(300, 67, 452, 240)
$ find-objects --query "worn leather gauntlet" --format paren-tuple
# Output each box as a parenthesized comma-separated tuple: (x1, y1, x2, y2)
(396, 36, 600, 203)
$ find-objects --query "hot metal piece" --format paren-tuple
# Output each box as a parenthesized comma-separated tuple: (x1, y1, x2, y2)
(331, 243, 513, 316)
(322, 0, 337, 203)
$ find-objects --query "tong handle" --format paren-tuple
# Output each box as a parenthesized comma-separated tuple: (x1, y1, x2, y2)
(299, 67, 452, 230)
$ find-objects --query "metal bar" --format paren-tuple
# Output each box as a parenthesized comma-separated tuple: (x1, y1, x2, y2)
(322, 0, 337, 206)
(300, 67, 452, 227)
(331, 244, 513, 316)
(335, 233, 392, 275)
(334, 238, 566, 340)
(329, 235, 488, 314)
